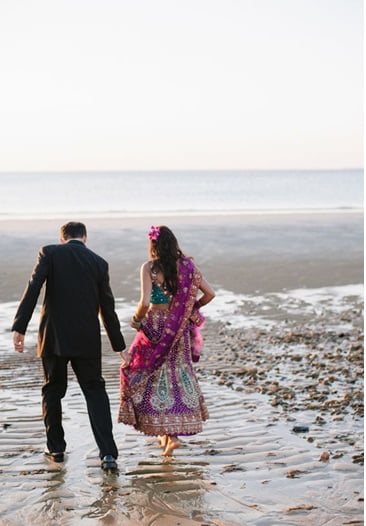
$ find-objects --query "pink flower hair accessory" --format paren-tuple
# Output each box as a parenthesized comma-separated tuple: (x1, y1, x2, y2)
(148, 225, 160, 241)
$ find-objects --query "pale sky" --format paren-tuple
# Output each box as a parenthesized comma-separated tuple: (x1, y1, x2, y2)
(0, 0, 363, 171)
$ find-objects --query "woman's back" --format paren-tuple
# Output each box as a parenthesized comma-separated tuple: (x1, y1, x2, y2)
(149, 260, 172, 305)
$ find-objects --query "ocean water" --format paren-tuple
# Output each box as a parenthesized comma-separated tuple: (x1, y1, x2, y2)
(0, 169, 363, 219)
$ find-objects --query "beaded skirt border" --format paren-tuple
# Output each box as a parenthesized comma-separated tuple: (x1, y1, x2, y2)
(118, 398, 209, 437)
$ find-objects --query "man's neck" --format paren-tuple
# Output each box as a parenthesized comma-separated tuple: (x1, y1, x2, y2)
(62, 237, 86, 244)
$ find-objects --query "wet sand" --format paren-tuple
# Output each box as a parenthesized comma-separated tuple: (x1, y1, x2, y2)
(0, 212, 363, 525)
(0, 211, 363, 301)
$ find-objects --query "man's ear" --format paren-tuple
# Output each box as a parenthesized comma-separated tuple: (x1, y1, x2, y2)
(60, 238, 66, 244)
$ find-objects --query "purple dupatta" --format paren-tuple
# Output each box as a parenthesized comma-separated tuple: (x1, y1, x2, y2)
(120, 257, 204, 392)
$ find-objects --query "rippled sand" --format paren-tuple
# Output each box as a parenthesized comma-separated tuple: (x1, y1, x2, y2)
(0, 319, 363, 526)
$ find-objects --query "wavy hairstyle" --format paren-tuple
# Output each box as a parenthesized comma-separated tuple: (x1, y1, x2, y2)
(149, 226, 184, 295)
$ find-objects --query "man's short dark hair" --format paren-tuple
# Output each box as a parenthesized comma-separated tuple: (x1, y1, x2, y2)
(60, 222, 87, 241)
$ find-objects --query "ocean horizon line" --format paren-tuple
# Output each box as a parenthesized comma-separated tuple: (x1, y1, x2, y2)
(0, 207, 363, 222)
(0, 167, 363, 175)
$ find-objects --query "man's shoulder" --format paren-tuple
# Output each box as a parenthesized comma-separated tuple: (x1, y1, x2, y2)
(84, 246, 108, 267)
(40, 243, 108, 267)
(40, 244, 59, 254)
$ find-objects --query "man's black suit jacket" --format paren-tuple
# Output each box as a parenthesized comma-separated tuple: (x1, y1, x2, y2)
(12, 240, 125, 358)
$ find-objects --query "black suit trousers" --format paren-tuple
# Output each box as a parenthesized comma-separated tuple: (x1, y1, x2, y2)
(41, 354, 118, 459)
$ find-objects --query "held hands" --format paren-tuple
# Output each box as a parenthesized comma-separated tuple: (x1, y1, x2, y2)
(130, 315, 142, 330)
(120, 350, 131, 368)
(13, 332, 25, 353)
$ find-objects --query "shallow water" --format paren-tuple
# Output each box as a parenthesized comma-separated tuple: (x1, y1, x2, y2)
(1, 283, 363, 352)
(0, 321, 363, 526)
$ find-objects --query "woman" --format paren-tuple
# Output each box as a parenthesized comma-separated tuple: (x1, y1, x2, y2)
(118, 225, 215, 456)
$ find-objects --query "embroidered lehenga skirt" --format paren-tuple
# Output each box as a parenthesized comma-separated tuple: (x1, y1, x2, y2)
(118, 310, 209, 436)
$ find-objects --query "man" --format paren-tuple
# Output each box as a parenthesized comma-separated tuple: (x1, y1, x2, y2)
(12, 221, 126, 471)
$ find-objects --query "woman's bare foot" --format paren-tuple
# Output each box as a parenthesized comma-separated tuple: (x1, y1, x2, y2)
(162, 436, 181, 456)
(158, 435, 168, 448)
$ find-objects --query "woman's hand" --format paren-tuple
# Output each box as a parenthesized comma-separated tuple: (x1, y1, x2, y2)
(130, 316, 142, 330)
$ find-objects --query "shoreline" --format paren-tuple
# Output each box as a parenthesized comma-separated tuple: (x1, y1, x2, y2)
(0, 207, 363, 223)
(0, 207, 363, 222)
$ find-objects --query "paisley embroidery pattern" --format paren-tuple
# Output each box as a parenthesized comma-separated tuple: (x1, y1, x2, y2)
(150, 365, 175, 411)
(158, 366, 168, 400)
(181, 366, 194, 396)
(180, 365, 199, 409)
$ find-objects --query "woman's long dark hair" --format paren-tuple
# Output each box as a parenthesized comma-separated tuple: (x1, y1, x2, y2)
(150, 226, 184, 295)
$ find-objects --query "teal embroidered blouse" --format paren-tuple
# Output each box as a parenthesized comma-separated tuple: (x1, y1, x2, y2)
(150, 283, 170, 304)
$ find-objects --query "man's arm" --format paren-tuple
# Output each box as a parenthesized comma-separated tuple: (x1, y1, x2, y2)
(98, 263, 126, 352)
(11, 247, 49, 345)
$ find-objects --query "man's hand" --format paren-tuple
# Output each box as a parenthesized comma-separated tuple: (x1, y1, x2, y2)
(120, 350, 131, 368)
(13, 332, 25, 353)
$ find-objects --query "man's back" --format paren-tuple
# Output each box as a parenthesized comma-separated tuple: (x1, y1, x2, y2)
(12, 239, 124, 358)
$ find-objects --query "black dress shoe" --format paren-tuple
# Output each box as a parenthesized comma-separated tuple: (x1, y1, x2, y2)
(44, 450, 64, 463)
(101, 455, 118, 471)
